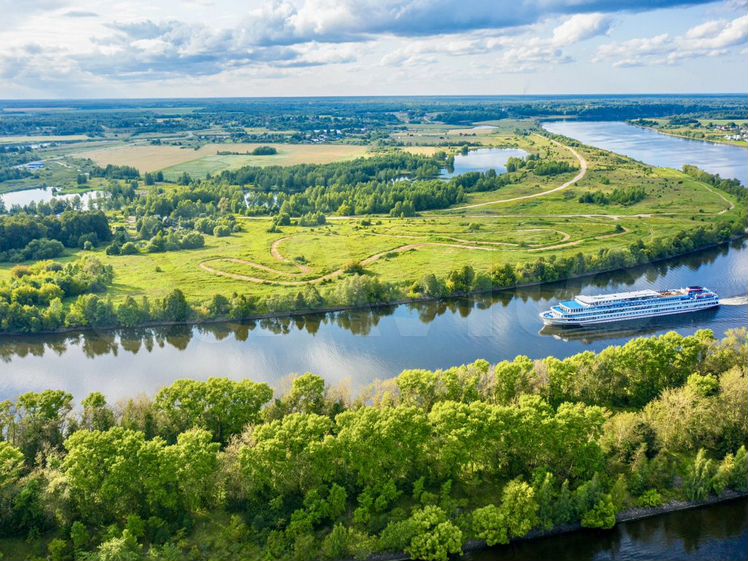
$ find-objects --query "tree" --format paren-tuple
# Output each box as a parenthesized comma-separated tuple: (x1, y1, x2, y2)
(13, 390, 73, 462)
(159, 289, 192, 323)
(0, 441, 24, 492)
(472, 479, 538, 545)
(154, 378, 272, 443)
(60, 427, 177, 525)
(404, 506, 462, 561)
(81, 392, 115, 432)
(240, 413, 334, 498)
(168, 428, 220, 512)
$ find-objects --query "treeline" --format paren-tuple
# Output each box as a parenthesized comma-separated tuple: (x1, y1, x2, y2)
(578, 187, 647, 206)
(220, 153, 448, 192)
(246, 167, 513, 218)
(0, 211, 744, 334)
(506, 154, 577, 176)
(0, 330, 745, 561)
(90, 163, 140, 180)
(0, 258, 197, 332)
(0, 211, 111, 262)
(411, 218, 745, 299)
(0, 166, 32, 182)
(682, 165, 747, 202)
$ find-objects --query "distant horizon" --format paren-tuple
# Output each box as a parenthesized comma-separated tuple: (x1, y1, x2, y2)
(1, 92, 746, 104)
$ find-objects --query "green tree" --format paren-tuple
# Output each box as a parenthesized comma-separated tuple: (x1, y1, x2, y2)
(154, 378, 272, 443)
(404, 506, 462, 561)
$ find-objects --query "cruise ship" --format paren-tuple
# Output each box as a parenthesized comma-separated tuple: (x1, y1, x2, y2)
(539, 286, 719, 326)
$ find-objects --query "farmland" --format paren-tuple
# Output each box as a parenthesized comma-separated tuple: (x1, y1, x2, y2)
(78, 142, 373, 176)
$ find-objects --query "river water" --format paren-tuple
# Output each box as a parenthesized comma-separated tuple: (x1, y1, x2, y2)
(542, 120, 747, 185)
(466, 498, 747, 561)
(0, 239, 745, 402)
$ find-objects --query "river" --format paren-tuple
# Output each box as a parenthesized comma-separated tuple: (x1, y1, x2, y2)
(542, 120, 747, 185)
(0, 239, 745, 402)
(466, 498, 747, 561)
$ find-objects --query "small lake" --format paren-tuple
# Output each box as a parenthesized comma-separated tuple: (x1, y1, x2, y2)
(441, 148, 527, 178)
(542, 120, 747, 185)
(466, 498, 747, 561)
(0, 187, 104, 209)
(1, 240, 745, 403)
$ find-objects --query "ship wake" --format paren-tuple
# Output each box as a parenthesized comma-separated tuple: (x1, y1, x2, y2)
(721, 295, 748, 306)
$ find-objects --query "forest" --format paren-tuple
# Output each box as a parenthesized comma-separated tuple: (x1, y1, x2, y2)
(0, 329, 745, 560)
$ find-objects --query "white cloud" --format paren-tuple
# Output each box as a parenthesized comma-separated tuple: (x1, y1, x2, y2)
(595, 15, 748, 67)
(552, 13, 612, 47)
(0, 0, 744, 96)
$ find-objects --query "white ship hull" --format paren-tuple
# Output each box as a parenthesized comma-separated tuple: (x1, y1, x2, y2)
(539, 286, 720, 327)
(540, 300, 719, 326)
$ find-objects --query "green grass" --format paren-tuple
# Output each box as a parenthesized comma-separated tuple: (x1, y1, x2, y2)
(0, 133, 741, 308)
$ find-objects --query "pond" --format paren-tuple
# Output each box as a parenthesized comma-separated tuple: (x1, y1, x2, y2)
(1, 239, 745, 403)
(0, 187, 104, 208)
(441, 148, 527, 178)
(542, 120, 747, 185)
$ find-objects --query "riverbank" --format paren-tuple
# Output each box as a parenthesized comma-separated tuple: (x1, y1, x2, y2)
(629, 122, 748, 149)
(361, 492, 748, 561)
(1, 233, 744, 339)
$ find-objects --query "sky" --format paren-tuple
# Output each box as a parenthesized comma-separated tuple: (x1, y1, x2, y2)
(0, 0, 746, 98)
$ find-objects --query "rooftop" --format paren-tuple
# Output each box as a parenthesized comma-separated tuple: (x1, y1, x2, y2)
(577, 289, 660, 306)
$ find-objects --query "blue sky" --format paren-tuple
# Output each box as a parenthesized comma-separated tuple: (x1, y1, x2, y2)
(0, 0, 746, 98)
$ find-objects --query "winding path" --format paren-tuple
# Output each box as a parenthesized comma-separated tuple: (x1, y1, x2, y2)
(198, 136, 731, 286)
(442, 137, 588, 211)
(199, 226, 627, 286)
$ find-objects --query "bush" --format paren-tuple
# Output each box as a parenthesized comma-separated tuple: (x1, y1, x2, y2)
(120, 242, 139, 255)
(636, 489, 663, 508)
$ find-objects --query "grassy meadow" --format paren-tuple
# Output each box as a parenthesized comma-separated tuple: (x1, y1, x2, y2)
(0, 132, 739, 306)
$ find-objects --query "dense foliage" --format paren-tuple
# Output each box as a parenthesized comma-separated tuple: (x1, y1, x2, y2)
(0, 330, 745, 560)
(0, 211, 111, 262)
(578, 187, 647, 206)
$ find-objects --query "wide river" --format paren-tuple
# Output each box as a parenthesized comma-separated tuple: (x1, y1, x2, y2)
(542, 120, 747, 185)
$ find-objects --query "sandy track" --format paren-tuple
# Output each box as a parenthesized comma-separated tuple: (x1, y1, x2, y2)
(443, 136, 588, 211)
(199, 227, 624, 286)
(270, 237, 312, 274)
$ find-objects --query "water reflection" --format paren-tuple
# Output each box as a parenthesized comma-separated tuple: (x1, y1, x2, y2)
(465, 498, 748, 561)
(0, 187, 104, 208)
(0, 240, 745, 402)
(441, 148, 528, 178)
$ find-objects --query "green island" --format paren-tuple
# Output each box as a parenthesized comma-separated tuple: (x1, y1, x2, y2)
(1, 329, 746, 560)
(0, 115, 745, 334)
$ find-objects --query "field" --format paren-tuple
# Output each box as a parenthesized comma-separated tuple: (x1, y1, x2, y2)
(77, 142, 372, 176)
(0, 133, 739, 306)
